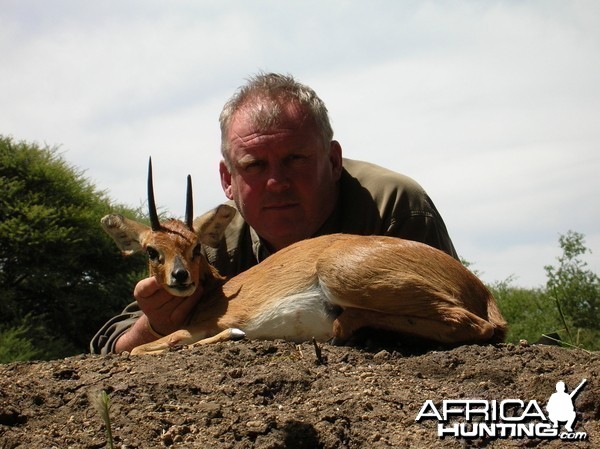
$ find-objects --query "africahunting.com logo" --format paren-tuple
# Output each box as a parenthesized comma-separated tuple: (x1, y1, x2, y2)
(416, 379, 588, 441)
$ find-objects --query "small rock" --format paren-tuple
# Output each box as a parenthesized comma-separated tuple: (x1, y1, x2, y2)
(228, 368, 243, 378)
(374, 349, 390, 360)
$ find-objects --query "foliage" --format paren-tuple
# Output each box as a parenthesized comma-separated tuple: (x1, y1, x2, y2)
(544, 231, 599, 330)
(543, 231, 600, 350)
(0, 135, 146, 361)
(491, 277, 559, 345)
(0, 322, 40, 364)
(494, 231, 599, 351)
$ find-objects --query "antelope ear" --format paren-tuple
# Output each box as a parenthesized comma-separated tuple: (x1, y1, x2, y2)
(193, 205, 236, 248)
(101, 214, 151, 255)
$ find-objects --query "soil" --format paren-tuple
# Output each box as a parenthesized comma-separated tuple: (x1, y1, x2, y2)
(0, 337, 598, 449)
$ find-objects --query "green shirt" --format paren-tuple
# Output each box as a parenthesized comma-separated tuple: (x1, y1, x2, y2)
(90, 159, 457, 354)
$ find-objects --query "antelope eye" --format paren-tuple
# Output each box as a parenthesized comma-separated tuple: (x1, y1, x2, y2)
(146, 246, 160, 262)
(192, 244, 202, 259)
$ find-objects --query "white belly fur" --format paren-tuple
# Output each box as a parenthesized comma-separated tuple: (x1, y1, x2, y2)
(242, 285, 336, 342)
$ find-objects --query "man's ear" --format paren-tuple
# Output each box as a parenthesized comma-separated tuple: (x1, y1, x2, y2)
(329, 140, 343, 181)
(193, 204, 237, 248)
(219, 160, 234, 200)
(101, 214, 151, 255)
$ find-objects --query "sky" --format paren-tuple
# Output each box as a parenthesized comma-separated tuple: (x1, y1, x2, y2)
(2, 0, 599, 288)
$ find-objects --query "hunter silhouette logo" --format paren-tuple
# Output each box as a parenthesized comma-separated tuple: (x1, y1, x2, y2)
(416, 378, 588, 441)
(546, 379, 586, 433)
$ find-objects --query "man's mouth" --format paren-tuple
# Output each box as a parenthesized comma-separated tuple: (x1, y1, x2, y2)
(264, 202, 299, 210)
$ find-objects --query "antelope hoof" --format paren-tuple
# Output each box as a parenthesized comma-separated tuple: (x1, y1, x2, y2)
(229, 328, 246, 340)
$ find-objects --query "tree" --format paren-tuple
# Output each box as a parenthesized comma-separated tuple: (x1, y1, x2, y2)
(544, 231, 599, 329)
(0, 135, 146, 361)
(544, 231, 599, 349)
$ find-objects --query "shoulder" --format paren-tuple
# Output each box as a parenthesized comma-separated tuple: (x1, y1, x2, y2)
(342, 158, 426, 196)
(341, 158, 428, 206)
(338, 159, 457, 259)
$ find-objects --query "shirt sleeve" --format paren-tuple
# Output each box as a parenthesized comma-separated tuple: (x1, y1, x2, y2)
(389, 207, 459, 259)
(89, 302, 142, 355)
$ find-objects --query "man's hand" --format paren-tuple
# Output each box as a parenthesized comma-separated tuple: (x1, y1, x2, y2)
(114, 277, 202, 353)
(134, 277, 201, 335)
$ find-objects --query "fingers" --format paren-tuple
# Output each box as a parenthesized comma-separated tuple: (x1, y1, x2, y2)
(132, 276, 203, 337)
(164, 283, 204, 326)
(168, 293, 199, 326)
(134, 277, 169, 302)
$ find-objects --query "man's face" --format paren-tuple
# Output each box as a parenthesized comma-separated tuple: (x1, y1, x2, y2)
(220, 101, 342, 251)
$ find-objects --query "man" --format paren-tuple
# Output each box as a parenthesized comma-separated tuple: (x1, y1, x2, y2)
(91, 73, 457, 355)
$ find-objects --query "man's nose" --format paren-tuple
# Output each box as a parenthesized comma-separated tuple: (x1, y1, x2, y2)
(265, 164, 291, 192)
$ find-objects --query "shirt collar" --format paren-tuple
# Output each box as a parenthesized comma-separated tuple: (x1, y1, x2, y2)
(249, 226, 272, 263)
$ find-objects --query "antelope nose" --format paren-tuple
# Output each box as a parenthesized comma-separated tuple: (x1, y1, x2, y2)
(172, 268, 189, 283)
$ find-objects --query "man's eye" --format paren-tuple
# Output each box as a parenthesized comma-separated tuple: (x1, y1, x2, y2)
(287, 154, 308, 165)
(242, 160, 265, 173)
(146, 246, 160, 262)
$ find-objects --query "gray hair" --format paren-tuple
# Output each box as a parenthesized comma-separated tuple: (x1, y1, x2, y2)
(219, 73, 334, 166)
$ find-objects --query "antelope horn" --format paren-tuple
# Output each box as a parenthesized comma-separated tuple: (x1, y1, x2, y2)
(185, 175, 193, 230)
(147, 157, 161, 231)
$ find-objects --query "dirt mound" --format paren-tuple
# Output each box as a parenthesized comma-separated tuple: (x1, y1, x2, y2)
(0, 340, 598, 448)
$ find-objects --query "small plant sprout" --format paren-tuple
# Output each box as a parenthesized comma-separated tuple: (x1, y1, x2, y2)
(90, 389, 114, 449)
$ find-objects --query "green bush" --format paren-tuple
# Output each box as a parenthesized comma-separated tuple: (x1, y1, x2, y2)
(491, 278, 559, 344)
(0, 135, 146, 361)
(493, 231, 599, 351)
